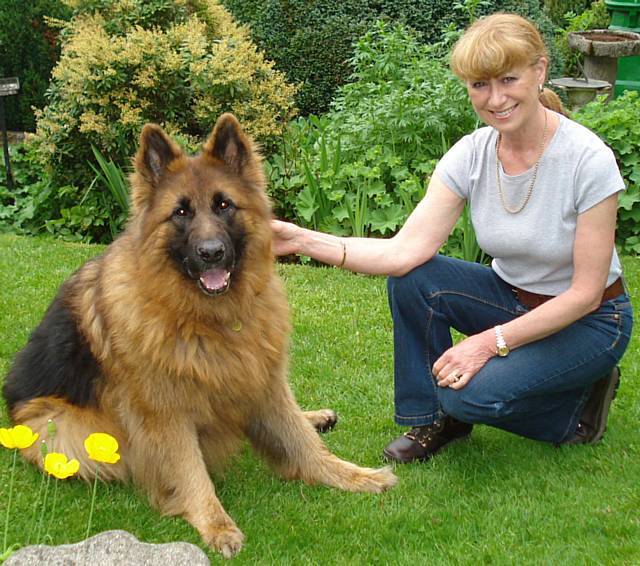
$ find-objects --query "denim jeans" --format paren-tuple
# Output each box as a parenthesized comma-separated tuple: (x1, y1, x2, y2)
(387, 255, 634, 443)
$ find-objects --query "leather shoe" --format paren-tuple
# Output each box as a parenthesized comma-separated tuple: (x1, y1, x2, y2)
(383, 416, 473, 464)
(562, 366, 621, 445)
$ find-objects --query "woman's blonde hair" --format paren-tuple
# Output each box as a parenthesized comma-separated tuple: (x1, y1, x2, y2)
(450, 13, 548, 81)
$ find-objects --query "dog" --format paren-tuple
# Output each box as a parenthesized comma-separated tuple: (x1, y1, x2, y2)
(2, 114, 397, 558)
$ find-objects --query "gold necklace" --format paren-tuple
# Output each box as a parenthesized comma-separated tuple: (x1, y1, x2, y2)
(495, 110, 548, 214)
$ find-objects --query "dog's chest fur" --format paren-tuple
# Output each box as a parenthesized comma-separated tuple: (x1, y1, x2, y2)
(69, 240, 289, 424)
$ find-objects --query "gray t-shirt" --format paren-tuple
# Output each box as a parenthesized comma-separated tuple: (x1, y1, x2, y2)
(435, 113, 625, 295)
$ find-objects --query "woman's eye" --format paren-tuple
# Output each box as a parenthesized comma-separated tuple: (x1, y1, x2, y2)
(472, 81, 486, 89)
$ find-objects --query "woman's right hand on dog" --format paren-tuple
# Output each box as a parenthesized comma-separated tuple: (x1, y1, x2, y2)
(271, 219, 302, 257)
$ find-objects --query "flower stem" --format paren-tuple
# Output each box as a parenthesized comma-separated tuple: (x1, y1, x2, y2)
(35, 474, 51, 543)
(85, 464, 100, 540)
(47, 479, 60, 537)
(2, 449, 17, 553)
(26, 467, 47, 544)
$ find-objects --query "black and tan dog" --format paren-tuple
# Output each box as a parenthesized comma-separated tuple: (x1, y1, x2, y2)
(2, 114, 397, 558)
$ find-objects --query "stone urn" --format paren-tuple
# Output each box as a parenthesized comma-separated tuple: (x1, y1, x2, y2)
(548, 77, 612, 109)
(568, 29, 640, 86)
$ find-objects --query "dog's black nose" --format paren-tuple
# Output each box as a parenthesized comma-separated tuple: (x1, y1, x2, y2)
(196, 240, 225, 263)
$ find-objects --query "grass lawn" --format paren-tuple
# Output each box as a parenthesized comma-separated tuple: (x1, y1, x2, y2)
(0, 233, 638, 565)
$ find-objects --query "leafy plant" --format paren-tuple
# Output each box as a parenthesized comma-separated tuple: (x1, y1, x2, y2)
(555, 0, 610, 79)
(224, 0, 560, 116)
(30, 0, 297, 242)
(574, 90, 640, 254)
(0, 0, 71, 131)
(268, 21, 477, 252)
(89, 146, 130, 219)
(0, 142, 59, 236)
(544, 0, 595, 27)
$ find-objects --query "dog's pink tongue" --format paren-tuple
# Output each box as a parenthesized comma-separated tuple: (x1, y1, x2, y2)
(200, 269, 229, 292)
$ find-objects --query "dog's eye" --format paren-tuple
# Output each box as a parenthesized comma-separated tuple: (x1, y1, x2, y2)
(215, 198, 234, 213)
(173, 207, 190, 218)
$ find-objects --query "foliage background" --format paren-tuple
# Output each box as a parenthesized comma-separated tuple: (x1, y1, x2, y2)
(575, 91, 640, 255)
(8, 0, 296, 243)
(266, 22, 480, 262)
(36, 0, 297, 187)
(222, 0, 561, 116)
(0, 0, 71, 131)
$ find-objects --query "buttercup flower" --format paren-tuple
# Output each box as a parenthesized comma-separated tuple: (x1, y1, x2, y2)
(83, 432, 120, 539)
(2, 425, 39, 552)
(84, 433, 120, 464)
(44, 453, 80, 480)
(0, 425, 39, 450)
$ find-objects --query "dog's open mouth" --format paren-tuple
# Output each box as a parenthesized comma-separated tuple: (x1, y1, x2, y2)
(197, 268, 231, 296)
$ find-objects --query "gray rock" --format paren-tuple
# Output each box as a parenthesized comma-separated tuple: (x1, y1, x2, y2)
(4, 530, 210, 566)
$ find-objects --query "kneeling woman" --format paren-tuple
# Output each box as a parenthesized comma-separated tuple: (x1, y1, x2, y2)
(271, 13, 633, 463)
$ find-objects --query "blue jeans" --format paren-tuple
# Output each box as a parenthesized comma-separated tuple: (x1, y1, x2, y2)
(387, 255, 634, 443)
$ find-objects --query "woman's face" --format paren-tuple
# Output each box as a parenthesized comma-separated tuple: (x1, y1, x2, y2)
(465, 59, 547, 135)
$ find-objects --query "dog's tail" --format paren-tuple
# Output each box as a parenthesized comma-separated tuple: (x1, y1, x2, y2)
(10, 397, 128, 482)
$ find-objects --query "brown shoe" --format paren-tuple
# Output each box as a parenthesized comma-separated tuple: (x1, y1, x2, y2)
(563, 367, 621, 445)
(383, 416, 473, 464)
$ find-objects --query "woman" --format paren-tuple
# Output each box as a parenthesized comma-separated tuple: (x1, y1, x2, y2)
(271, 13, 633, 463)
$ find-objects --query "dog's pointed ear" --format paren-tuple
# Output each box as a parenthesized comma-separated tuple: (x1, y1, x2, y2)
(135, 124, 183, 186)
(204, 113, 256, 175)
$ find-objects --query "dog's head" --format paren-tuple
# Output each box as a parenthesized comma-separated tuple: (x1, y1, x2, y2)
(129, 114, 272, 298)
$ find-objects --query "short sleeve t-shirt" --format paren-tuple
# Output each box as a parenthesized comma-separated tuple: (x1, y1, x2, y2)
(434, 113, 625, 295)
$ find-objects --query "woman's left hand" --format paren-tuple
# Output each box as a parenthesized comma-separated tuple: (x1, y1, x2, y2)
(432, 331, 496, 390)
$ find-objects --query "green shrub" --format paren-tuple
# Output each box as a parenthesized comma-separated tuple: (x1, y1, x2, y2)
(267, 21, 479, 258)
(543, 0, 594, 26)
(555, 0, 610, 79)
(0, 0, 71, 131)
(574, 90, 640, 254)
(223, 0, 562, 116)
(0, 142, 66, 237)
(30, 0, 297, 242)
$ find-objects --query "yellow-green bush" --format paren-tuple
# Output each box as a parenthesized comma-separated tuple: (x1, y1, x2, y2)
(35, 0, 297, 189)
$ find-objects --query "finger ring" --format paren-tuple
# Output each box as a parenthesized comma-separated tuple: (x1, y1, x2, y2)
(449, 370, 460, 381)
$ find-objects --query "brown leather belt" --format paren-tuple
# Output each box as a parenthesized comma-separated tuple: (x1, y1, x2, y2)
(513, 277, 625, 309)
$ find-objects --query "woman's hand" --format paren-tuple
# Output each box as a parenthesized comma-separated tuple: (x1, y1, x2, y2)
(432, 330, 496, 390)
(271, 219, 302, 257)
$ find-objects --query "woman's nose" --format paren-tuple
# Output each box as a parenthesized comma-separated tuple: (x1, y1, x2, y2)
(488, 83, 507, 107)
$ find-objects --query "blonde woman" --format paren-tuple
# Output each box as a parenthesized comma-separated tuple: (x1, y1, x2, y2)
(272, 14, 632, 463)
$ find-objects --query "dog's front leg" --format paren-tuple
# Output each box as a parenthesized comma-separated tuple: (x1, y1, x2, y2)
(127, 418, 244, 558)
(246, 379, 397, 493)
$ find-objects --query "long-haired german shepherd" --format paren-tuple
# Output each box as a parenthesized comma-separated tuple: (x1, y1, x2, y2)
(2, 114, 397, 558)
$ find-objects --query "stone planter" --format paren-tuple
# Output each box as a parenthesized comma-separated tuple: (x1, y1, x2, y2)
(548, 77, 612, 109)
(567, 29, 640, 86)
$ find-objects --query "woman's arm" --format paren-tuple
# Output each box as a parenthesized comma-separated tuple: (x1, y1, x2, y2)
(271, 174, 466, 276)
(497, 192, 619, 346)
(434, 193, 620, 389)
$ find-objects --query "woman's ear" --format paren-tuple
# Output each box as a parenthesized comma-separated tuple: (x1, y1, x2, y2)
(534, 57, 548, 84)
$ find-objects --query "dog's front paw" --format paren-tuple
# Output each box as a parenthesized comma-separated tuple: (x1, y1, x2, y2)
(204, 523, 245, 559)
(304, 408, 338, 433)
(348, 465, 399, 493)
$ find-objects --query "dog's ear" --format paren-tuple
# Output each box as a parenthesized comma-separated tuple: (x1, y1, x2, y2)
(135, 124, 184, 186)
(204, 113, 257, 175)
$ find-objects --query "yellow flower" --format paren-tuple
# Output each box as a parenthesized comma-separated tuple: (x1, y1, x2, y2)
(0, 425, 39, 449)
(84, 433, 120, 464)
(44, 453, 80, 480)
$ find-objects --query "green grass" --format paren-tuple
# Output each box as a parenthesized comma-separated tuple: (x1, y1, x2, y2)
(0, 233, 639, 565)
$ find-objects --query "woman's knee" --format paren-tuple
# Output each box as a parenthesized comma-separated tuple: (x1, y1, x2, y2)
(387, 255, 447, 301)
(439, 385, 508, 424)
